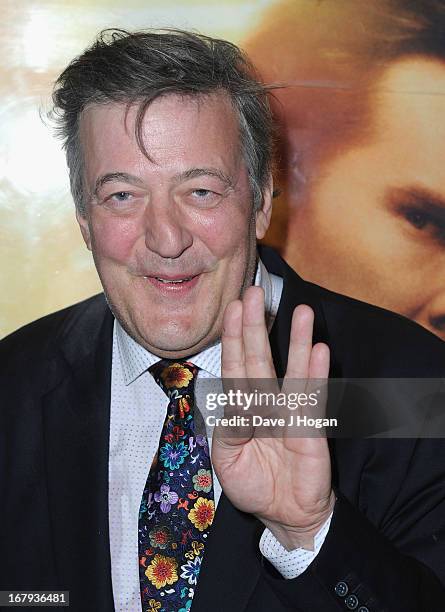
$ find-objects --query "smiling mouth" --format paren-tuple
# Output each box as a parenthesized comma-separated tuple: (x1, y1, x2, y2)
(153, 277, 194, 284)
(142, 274, 201, 290)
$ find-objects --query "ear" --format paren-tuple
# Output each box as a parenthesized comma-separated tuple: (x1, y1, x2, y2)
(76, 208, 92, 251)
(255, 174, 273, 240)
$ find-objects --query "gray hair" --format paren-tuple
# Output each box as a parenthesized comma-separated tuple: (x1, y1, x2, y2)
(51, 29, 274, 216)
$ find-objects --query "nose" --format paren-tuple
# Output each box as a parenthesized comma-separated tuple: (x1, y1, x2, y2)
(143, 198, 193, 259)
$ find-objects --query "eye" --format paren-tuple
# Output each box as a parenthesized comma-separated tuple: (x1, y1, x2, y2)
(187, 188, 221, 207)
(193, 189, 213, 197)
(402, 206, 445, 244)
(404, 209, 429, 230)
(110, 191, 132, 202)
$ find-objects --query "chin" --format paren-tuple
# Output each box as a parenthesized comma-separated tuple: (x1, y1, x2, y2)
(105, 285, 220, 356)
(141, 335, 213, 359)
(134, 319, 217, 357)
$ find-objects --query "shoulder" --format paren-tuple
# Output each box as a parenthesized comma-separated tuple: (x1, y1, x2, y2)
(312, 279, 444, 376)
(260, 246, 445, 376)
(0, 293, 110, 374)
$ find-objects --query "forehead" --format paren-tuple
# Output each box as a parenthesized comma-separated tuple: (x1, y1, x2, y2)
(318, 58, 445, 189)
(372, 57, 445, 154)
(361, 58, 445, 189)
(309, 57, 445, 211)
(79, 92, 243, 180)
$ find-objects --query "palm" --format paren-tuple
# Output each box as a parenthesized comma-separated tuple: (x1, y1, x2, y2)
(212, 287, 333, 544)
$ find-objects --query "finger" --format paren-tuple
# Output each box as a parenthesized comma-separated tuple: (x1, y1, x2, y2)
(308, 342, 330, 380)
(221, 299, 251, 419)
(221, 299, 246, 379)
(285, 305, 314, 380)
(306, 343, 330, 426)
(307, 342, 330, 406)
(242, 286, 276, 380)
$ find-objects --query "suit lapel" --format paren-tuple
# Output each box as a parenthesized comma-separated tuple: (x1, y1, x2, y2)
(263, 246, 329, 378)
(42, 301, 115, 610)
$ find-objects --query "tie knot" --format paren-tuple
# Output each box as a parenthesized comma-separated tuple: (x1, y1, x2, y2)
(149, 359, 199, 398)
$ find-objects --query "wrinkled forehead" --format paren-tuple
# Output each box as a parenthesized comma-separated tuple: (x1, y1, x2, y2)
(78, 92, 248, 190)
(79, 91, 243, 156)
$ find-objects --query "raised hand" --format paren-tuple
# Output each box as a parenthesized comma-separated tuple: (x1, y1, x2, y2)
(212, 286, 335, 550)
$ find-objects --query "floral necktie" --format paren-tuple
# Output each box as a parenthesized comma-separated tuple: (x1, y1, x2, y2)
(138, 360, 215, 612)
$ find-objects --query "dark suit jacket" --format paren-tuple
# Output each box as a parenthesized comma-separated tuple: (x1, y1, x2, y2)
(1, 247, 445, 612)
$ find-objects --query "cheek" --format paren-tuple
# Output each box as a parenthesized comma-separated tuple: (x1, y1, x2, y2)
(90, 215, 141, 264)
(301, 196, 425, 313)
(307, 180, 383, 255)
(196, 207, 253, 260)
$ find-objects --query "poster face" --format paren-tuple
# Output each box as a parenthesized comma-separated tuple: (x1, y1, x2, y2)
(1, 0, 444, 341)
(246, 0, 445, 341)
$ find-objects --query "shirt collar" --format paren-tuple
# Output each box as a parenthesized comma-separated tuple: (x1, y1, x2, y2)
(116, 256, 283, 385)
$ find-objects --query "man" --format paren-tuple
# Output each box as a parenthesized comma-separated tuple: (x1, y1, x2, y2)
(246, 0, 445, 340)
(1, 29, 445, 612)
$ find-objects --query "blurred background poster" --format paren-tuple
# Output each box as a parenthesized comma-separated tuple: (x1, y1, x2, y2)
(1, 0, 444, 341)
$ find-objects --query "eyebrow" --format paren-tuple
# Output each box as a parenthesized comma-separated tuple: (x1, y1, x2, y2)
(93, 172, 145, 197)
(93, 167, 235, 198)
(173, 167, 234, 188)
(387, 186, 445, 222)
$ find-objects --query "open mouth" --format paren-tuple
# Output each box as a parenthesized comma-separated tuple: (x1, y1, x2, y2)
(143, 274, 201, 291)
(154, 277, 194, 284)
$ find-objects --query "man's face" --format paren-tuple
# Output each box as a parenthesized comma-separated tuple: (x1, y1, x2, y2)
(286, 58, 445, 339)
(77, 93, 271, 357)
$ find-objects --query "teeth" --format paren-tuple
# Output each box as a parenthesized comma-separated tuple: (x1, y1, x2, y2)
(155, 277, 192, 284)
